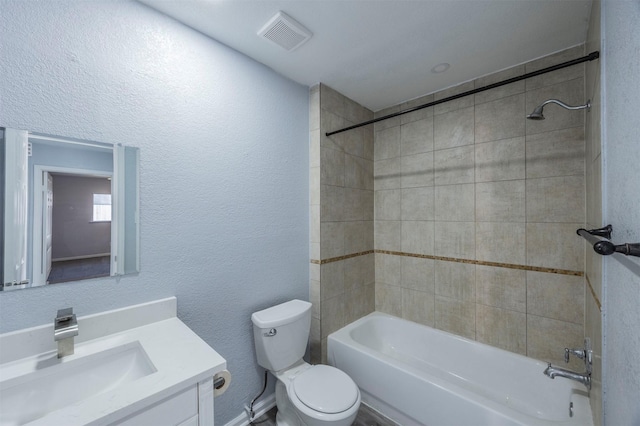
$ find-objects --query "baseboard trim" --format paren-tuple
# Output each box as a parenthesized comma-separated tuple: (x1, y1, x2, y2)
(224, 393, 276, 426)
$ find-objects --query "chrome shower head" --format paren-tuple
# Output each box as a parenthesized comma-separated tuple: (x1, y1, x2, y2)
(526, 105, 546, 120)
(526, 99, 591, 120)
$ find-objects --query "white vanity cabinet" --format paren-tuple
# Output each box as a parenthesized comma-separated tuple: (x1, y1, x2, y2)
(114, 377, 214, 426)
(0, 298, 226, 426)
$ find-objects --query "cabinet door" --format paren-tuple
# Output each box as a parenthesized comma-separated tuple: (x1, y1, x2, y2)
(114, 386, 198, 426)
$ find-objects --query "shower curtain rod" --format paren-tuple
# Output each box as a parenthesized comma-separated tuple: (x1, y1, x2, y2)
(325, 51, 600, 137)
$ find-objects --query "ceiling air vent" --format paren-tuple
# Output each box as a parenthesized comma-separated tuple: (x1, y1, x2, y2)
(258, 11, 312, 52)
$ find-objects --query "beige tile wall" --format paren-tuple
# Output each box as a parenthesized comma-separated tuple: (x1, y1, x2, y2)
(310, 84, 375, 363)
(374, 45, 588, 368)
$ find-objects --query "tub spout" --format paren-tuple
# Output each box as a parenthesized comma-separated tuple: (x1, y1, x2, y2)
(544, 363, 591, 389)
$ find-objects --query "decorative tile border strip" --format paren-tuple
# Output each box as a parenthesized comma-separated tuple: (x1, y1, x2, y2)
(310, 250, 374, 265)
(586, 275, 602, 311)
(311, 249, 584, 277)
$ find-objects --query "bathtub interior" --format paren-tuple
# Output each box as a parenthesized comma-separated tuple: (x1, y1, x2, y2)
(331, 312, 591, 424)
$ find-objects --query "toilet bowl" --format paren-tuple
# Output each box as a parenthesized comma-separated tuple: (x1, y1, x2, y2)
(275, 362, 360, 426)
(251, 300, 361, 426)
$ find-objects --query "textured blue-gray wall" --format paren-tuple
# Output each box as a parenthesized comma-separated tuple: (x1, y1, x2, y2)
(0, 1, 309, 424)
(602, 0, 640, 424)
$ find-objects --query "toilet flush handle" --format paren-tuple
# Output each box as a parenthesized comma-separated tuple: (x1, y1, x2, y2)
(264, 328, 277, 337)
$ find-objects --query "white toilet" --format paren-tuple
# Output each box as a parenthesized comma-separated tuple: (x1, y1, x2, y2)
(251, 300, 361, 426)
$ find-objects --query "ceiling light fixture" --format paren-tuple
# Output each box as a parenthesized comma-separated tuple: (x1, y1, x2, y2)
(431, 63, 450, 73)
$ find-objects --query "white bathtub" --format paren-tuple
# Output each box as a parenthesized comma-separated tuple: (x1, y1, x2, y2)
(327, 312, 593, 426)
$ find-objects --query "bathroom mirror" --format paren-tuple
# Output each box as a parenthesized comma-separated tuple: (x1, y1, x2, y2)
(1, 128, 140, 291)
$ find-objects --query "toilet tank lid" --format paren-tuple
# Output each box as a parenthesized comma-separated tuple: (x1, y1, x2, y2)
(251, 300, 312, 328)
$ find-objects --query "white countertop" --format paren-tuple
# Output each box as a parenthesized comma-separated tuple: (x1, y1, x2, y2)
(0, 298, 227, 426)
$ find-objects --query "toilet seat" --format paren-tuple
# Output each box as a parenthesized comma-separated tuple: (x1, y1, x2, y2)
(293, 365, 359, 414)
(286, 364, 360, 423)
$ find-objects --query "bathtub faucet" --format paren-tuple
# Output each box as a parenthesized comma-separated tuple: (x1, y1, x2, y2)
(543, 338, 592, 390)
(544, 364, 591, 389)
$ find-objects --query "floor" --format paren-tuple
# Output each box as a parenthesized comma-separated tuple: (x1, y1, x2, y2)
(251, 404, 399, 426)
(47, 256, 111, 284)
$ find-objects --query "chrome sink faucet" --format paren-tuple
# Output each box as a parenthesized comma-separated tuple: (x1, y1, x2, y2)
(54, 308, 78, 358)
(543, 338, 592, 389)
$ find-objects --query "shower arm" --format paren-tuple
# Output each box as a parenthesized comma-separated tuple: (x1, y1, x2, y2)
(537, 99, 591, 111)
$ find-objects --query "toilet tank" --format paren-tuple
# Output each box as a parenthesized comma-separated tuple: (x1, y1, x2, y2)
(251, 300, 312, 372)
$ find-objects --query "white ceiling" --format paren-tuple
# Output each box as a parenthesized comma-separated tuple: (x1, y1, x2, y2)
(138, 0, 592, 112)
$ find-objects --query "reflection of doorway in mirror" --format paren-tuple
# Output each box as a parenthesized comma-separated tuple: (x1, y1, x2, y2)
(32, 166, 113, 286)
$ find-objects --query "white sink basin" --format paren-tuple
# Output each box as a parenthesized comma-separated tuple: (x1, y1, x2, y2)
(0, 341, 156, 426)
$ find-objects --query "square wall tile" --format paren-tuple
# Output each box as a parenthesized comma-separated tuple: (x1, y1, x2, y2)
(343, 127, 364, 158)
(343, 188, 365, 221)
(434, 296, 476, 340)
(401, 256, 435, 292)
(344, 221, 372, 254)
(320, 261, 345, 301)
(475, 180, 525, 223)
(321, 84, 345, 117)
(434, 145, 474, 186)
(527, 271, 585, 324)
(401, 187, 435, 221)
(476, 222, 526, 264)
(375, 126, 401, 161)
(526, 127, 585, 179)
(345, 154, 373, 190)
(376, 282, 403, 317)
(435, 184, 475, 222)
(320, 184, 344, 222)
(363, 124, 375, 161)
(320, 221, 345, 259)
(374, 158, 402, 190)
(434, 221, 475, 259)
(476, 304, 526, 355)
(526, 223, 584, 271)
(526, 176, 585, 223)
(344, 255, 366, 290)
(375, 253, 402, 286)
(434, 260, 476, 301)
(434, 106, 474, 151)
(401, 152, 435, 188)
(401, 221, 435, 256)
(374, 220, 402, 251)
(475, 137, 525, 183)
(310, 167, 320, 205)
(475, 93, 525, 144)
(475, 265, 526, 312)
(310, 129, 320, 168)
(321, 110, 345, 151)
(402, 288, 435, 326)
(321, 295, 345, 339)
(375, 189, 402, 220)
(320, 146, 344, 186)
(401, 118, 434, 156)
(345, 283, 373, 324)
(310, 280, 320, 318)
(310, 85, 320, 131)
(527, 314, 584, 370)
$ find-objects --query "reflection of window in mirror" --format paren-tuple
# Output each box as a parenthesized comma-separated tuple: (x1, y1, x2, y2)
(92, 193, 112, 222)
